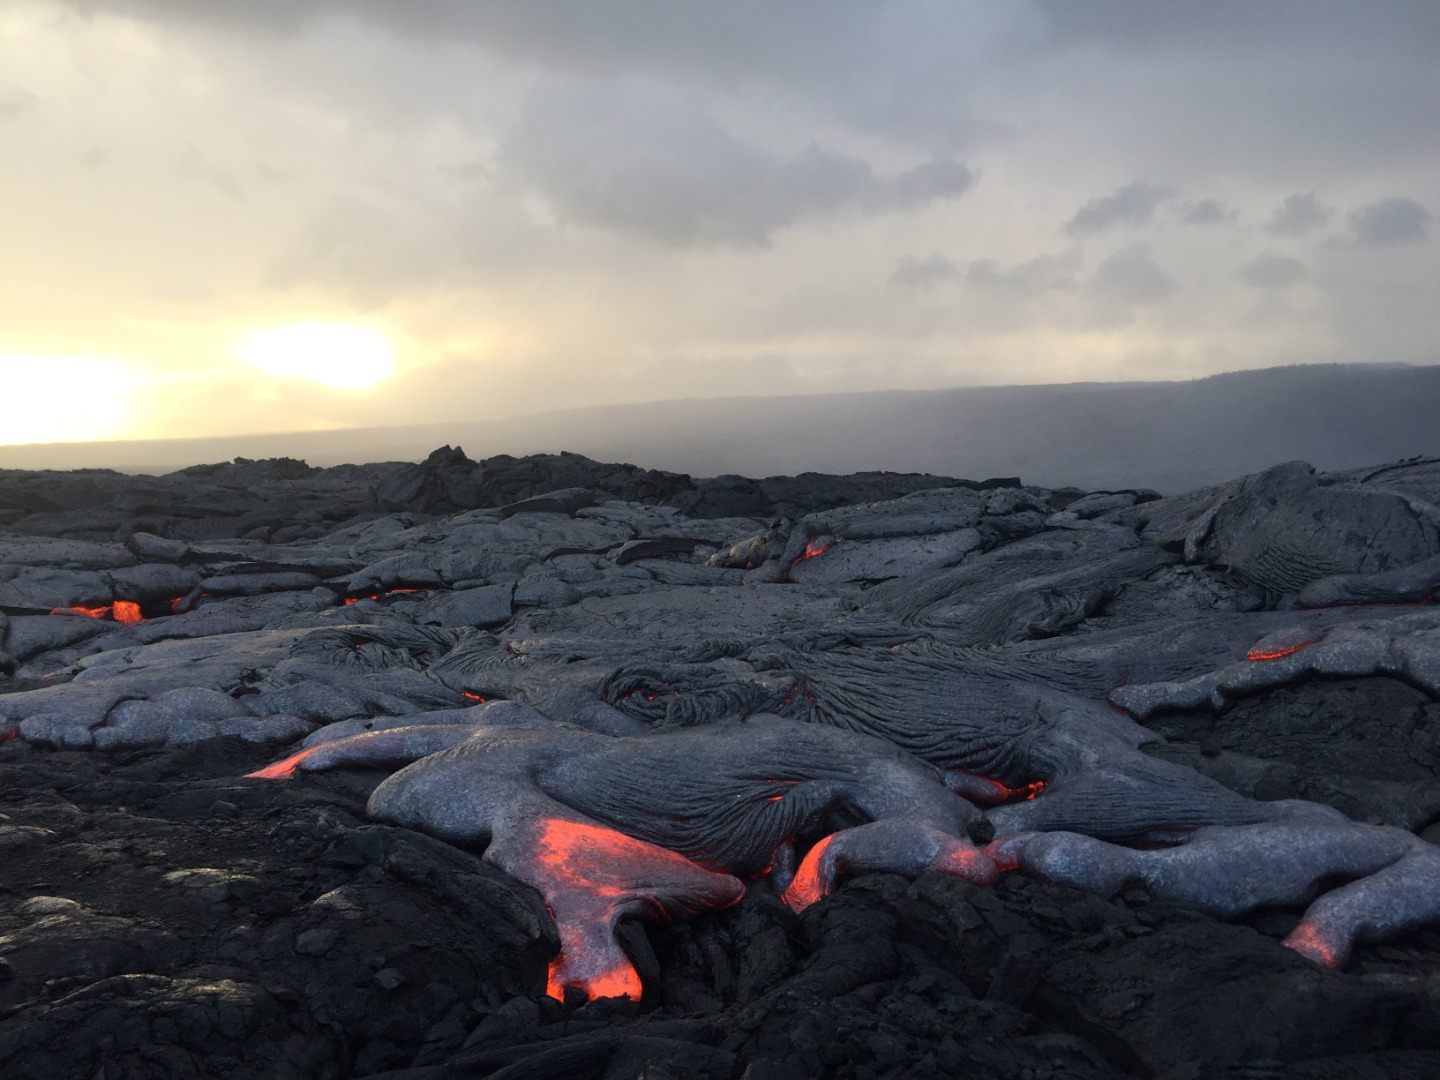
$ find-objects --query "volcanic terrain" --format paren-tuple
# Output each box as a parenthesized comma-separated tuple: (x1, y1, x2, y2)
(3, 447, 1440, 1080)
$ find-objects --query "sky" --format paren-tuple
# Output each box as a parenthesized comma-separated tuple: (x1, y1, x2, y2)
(2, 1, 1437, 446)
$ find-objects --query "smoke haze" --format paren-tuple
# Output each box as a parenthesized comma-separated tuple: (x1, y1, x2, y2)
(4, 365, 1436, 494)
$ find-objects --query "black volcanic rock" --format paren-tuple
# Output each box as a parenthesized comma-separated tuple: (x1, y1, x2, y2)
(3, 449, 1440, 1079)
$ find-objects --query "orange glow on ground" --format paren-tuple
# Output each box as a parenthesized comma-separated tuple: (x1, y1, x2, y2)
(984, 841, 1021, 873)
(946, 771, 1047, 806)
(244, 746, 321, 780)
(787, 536, 836, 578)
(546, 926, 644, 1002)
(1247, 641, 1317, 661)
(932, 842, 999, 883)
(49, 600, 153, 624)
(344, 588, 420, 605)
(1000, 779, 1047, 802)
(533, 818, 717, 904)
(1282, 922, 1342, 968)
(50, 604, 112, 619)
(781, 834, 837, 911)
(523, 817, 743, 1001)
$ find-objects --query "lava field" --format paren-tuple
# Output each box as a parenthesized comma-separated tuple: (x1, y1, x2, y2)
(3, 447, 1440, 1080)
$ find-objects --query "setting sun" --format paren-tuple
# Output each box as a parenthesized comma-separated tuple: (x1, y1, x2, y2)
(234, 324, 395, 390)
(0, 356, 136, 445)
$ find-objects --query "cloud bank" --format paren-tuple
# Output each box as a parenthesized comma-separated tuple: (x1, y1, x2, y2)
(0, 1, 1436, 446)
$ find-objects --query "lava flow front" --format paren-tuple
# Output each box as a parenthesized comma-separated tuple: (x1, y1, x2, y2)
(49, 600, 145, 625)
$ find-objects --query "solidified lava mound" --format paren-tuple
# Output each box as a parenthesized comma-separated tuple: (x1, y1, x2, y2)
(4, 447, 1440, 1079)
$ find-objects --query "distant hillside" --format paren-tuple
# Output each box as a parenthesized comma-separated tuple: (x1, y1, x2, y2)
(2, 363, 1436, 493)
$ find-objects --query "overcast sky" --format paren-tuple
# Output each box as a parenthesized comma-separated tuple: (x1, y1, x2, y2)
(2, 1, 1437, 446)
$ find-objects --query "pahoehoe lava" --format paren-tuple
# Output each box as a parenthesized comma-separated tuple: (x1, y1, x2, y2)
(4, 448, 1440, 1079)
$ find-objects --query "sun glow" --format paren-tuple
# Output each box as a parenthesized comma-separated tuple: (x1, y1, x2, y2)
(0, 356, 138, 444)
(234, 323, 395, 390)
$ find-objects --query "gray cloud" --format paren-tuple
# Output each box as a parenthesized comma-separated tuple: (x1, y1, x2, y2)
(62, 2, 998, 151)
(889, 252, 960, 289)
(1033, 0, 1440, 54)
(16, 0, 1440, 418)
(888, 158, 976, 209)
(1090, 244, 1177, 305)
(1065, 182, 1171, 234)
(1265, 192, 1333, 237)
(500, 79, 971, 247)
(1237, 254, 1307, 290)
(1349, 197, 1431, 245)
(966, 249, 1082, 293)
(1178, 199, 1231, 226)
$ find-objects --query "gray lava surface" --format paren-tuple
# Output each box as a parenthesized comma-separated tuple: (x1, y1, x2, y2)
(4, 447, 1440, 1080)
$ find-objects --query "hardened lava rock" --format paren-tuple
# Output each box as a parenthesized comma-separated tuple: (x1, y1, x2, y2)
(5, 450, 1440, 1079)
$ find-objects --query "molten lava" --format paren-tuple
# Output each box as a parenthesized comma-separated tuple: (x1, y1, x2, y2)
(999, 779, 1047, 802)
(946, 770, 1047, 806)
(1247, 641, 1317, 662)
(932, 842, 998, 881)
(786, 535, 836, 578)
(780, 834, 837, 911)
(49, 601, 148, 624)
(525, 817, 743, 1002)
(244, 746, 322, 780)
(50, 604, 112, 620)
(343, 588, 421, 605)
(1282, 921, 1342, 968)
(983, 836, 1024, 873)
(545, 928, 644, 1002)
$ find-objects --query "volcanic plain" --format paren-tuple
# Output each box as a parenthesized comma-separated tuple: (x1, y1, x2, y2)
(3, 447, 1440, 1080)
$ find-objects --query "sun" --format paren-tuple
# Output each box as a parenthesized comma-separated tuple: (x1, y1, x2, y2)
(234, 323, 395, 390)
(0, 355, 137, 444)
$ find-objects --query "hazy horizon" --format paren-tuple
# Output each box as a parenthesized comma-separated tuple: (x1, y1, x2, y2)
(4, 363, 1437, 495)
(2, 3, 1437, 451)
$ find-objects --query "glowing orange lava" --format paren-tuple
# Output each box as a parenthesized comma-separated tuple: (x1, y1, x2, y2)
(1247, 641, 1317, 661)
(523, 818, 743, 1001)
(947, 771, 1047, 806)
(49, 604, 112, 619)
(462, 692, 488, 703)
(780, 834, 837, 911)
(801, 537, 833, 560)
(932, 842, 998, 882)
(343, 588, 420, 605)
(534, 819, 714, 904)
(1282, 922, 1341, 968)
(49, 601, 149, 624)
(785, 535, 836, 578)
(983, 836, 1024, 873)
(1000, 779, 1047, 802)
(244, 746, 321, 780)
(545, 926, 644, 1002)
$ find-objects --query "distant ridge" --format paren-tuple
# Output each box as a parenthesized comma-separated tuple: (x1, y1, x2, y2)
(2, 363, 1436, 493)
